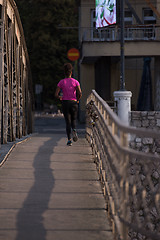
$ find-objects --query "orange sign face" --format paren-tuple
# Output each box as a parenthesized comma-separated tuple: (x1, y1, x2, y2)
(67, 48, 80, 61)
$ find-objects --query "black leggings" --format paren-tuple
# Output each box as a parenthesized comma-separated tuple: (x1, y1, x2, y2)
(62, 100, 78, 140)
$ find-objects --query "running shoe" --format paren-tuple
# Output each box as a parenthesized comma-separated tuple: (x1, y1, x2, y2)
(67, 140, 72, 146)
(72, 129, 78, 142)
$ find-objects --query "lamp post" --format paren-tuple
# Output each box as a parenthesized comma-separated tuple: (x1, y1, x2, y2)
(114, 0, 132, 125)
(120, 0, 125, 91)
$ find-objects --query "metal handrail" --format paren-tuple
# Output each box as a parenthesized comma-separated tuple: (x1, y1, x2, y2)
(82, 26, 160, 42)
(86, 90, 160, 240)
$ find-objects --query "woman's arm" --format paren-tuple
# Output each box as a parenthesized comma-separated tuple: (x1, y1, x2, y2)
(55, 86, 62, 100)
(76, 85, 82, 102)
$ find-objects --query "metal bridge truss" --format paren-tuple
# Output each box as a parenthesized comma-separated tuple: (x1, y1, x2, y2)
(0, 0, 33, 145)
(86, 90, 160, 240)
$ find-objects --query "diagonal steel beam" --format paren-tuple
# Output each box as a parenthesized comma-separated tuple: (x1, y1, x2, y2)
(144, 0, 160, 19)
(125, 0, 142, 24)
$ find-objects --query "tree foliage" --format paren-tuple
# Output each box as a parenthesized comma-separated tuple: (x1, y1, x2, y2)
(15, 0, 79, 106)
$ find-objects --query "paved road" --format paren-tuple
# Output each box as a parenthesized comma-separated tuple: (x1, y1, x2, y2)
(0, 115, 114, 240)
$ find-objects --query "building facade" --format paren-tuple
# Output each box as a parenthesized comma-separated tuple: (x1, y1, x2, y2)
(79, 0, 160, 121)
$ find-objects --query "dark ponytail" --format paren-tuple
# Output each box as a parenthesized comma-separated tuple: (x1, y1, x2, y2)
(64, 63, 73, 78)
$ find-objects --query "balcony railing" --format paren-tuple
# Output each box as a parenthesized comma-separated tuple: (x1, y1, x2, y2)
(82, 26, 160, 42)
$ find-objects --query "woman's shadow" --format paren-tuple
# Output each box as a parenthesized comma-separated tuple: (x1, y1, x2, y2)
(15, 135, 60, 240)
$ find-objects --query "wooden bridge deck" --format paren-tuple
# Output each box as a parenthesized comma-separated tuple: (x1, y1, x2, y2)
(0, 116, 114, 240)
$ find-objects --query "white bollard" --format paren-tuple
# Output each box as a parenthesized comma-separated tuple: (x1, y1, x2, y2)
(113, 91, 132, 125)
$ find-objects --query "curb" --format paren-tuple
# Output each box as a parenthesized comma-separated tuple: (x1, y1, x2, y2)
(0, 134, 34, 167)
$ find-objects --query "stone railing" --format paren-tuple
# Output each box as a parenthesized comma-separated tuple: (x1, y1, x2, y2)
(86, 90, 160, 240)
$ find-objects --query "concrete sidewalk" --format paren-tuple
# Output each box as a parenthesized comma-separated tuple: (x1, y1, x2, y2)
(0, 116, 114, 240)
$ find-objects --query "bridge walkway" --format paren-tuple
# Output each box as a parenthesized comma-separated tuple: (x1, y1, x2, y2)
(0, 115, 114, 240)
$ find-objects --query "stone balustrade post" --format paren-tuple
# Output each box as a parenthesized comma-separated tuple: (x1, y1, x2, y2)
(114, 91, 132, 125)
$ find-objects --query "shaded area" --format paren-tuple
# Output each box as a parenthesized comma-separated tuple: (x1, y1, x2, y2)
(137, 57, 153, 111)
(16, 116, 85, 239)
(15, 137, 57, 240)
(34, 115, 85, 135)
(15, 118, 63, 240)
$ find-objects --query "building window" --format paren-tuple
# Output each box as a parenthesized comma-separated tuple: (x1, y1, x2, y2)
(125, 9, 133, 25)
(91, 9, 99, 40)
(143, 8, 156, 24)
(91, 9, 96, 29)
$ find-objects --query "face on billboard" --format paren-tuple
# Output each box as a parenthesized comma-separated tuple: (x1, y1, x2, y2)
(96, 0, 116, 28)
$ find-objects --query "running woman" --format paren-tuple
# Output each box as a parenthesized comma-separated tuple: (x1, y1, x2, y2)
(55, 63, 82, 146)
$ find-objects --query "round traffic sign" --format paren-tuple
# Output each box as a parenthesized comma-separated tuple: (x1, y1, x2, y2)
(67, 48, 80, 61)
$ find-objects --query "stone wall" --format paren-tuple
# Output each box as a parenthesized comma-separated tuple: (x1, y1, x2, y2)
(129, 112, 160, 240)
(129, 111, 160, 155)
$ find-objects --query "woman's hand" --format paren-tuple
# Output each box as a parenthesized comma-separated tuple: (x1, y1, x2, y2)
(55, 86, 62, 100)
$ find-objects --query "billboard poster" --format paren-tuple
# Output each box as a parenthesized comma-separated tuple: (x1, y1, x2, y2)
(96, 0, 116, 28)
